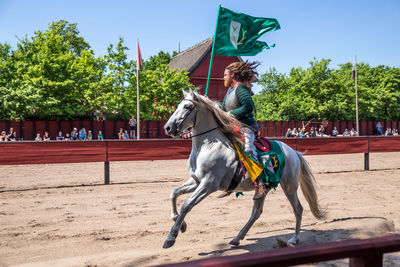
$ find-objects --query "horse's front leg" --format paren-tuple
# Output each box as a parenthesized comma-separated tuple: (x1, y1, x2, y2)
(170, 177, 198, 233)
(163, 179, 216, 249)
(230, 188, 270, 246)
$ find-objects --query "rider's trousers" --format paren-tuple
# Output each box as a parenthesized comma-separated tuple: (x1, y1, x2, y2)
(243, 127, 257, 160)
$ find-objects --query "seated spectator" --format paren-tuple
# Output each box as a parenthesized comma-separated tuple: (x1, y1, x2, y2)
(71, 128, 78, 140)
(308, 128, 316, 137)
(43, 131, 51, 141)
(0, 130, 8, 141)
(123, 130, 129, 140)
(376, 122, 383, 135)
(87, 130, 93, 140)
(350, 128, 357, 136)
(64, 132, 71, 141)
(35, 133, 42, 141)
(56, 131, 64, 141)
(97, 130, 104, 140)
(118, 128, 124, 140)
(285, 128, 292, 138)
(332, 127, 338, 137)
(393, 128, 399, 136)
(79, 128, 87, 140)
(343, 128, 350, 136)
(7, 127, 16, 141)
(292, 128, 299, 137)
(385, 128, 393, 136)
(298, 128, 306, 138)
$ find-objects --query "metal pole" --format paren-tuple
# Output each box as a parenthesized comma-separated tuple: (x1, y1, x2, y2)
(137, 38, 141, 140)
(355, 55, 359, 136)
(205, 5, 221, 96)
(104, 141, 110, 184)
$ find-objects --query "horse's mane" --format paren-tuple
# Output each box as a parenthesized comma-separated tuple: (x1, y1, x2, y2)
(188, 90, 244, 146)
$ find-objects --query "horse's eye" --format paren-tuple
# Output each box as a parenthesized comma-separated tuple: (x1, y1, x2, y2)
(184, 104, 191, 110)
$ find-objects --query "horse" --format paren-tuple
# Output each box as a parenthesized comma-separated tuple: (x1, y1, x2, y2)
(163, 90, 326, 249)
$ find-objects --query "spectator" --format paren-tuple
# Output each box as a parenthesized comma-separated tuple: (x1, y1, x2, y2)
(123, 130, 129, 140)
(376, 122, 383, 135)
(97, 130, 104, 140)
(129, 115, 137, 139)
(308, 128, 316, 137)
(299, 128, 306, 138)
(118, 128, 124, 140)
(332, 127, 339, 137)
(343, 128, 350, 136)
(292, 128, 298, 137)
(285, 128, 292, 138)
(35, 133, 42, 141)
(0, 130, 8, 141)
(393, 128, 399, 136)
(385, 128, 393, 136)
(71, 128, 78, 140)
(87, 130, 93, 140)
(43, 131, 50, 141)
(56, 131, 64, 141)
(350, 128, 357, 136)
(79, 128, 86, 140)
(7, 127, 16, 141)
(64, 132, 71, 141)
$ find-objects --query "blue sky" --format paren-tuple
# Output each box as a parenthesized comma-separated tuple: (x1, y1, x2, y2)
(1, 0, 399, 92)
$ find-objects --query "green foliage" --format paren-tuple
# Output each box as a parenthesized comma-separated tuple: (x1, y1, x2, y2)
(0, 20, 192, 121)
(255, 58, 400, 121)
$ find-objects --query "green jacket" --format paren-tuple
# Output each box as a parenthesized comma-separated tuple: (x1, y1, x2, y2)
(220, 84, 257, 127)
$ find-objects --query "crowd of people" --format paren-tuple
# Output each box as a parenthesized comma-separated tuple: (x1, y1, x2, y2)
(285, 125, 359, 138)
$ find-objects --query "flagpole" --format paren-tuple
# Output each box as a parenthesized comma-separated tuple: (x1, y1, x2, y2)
(355, 55, 359, 136)
(205, 5, 221, 96)
(136, 38, 141, 140)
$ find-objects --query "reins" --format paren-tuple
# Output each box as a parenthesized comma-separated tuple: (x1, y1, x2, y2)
(180, 98, 218, 138)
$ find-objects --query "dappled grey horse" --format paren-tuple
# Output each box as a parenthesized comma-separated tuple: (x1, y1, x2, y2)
(163, 90, 325, 249)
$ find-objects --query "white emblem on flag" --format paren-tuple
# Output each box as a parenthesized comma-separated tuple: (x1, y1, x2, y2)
(230, 20, 241, 49)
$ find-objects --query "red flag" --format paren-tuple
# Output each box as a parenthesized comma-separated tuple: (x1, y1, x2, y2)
(137, 41, 142, 71)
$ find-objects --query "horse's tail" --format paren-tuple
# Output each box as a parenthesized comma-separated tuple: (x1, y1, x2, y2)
(297, 151, 327, 220)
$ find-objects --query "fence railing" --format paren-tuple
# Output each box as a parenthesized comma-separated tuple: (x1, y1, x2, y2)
(154, 234, 400, 267)
(1, 136, 400, 184)
(1, 120, 399, 140)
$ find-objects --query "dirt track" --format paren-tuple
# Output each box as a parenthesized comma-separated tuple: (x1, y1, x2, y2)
(1, 152, 400, 266)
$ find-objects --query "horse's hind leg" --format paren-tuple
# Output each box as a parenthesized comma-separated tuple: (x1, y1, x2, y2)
(229, 191, 268, 246)
(170, 177, 198, 233)
(283, 188, 303, 245)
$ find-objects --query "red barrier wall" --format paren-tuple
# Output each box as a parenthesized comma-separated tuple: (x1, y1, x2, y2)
(0, 141, 106, 165)
(1, 137, 399, 166)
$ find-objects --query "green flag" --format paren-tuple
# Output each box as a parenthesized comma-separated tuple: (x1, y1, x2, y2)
(213, 6, 280, 56)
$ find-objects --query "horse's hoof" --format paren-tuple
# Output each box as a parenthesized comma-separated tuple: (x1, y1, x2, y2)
(180, 221, 187, 233)
(229, 238, 240, 246)
(163, 238, 176, 249)
(287, 236, 298, 246)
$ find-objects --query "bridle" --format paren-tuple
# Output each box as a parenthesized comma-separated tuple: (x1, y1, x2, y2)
(178, 98, 218, 138)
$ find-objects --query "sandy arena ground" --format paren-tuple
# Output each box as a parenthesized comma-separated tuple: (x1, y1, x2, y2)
(1, 152, 400, 266)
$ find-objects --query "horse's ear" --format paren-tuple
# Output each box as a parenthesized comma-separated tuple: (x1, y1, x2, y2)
(192, 91, 199, 102)
(182, 89, 189, 98)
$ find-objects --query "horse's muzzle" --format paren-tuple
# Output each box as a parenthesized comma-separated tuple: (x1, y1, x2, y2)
(164, 122, 179, 137)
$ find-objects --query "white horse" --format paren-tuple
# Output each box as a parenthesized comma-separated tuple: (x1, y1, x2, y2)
(163, 90, 325, 249)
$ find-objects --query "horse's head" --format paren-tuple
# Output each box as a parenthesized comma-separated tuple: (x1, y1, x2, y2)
(164, 90, 199, 137)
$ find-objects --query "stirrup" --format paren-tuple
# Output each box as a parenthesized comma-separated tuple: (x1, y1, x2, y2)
(217, 191, 232, 198)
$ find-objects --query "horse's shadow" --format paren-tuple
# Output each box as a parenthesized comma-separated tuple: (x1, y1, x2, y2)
(198, 216, 398, 264)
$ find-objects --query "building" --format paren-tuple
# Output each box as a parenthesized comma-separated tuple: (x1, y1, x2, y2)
(169, 38, 241, 101)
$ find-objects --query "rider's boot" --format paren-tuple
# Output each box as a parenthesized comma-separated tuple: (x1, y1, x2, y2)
(253, 179, 266, 200)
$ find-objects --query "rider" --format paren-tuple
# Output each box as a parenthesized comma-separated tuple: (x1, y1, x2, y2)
(217, 60, 265, 200)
